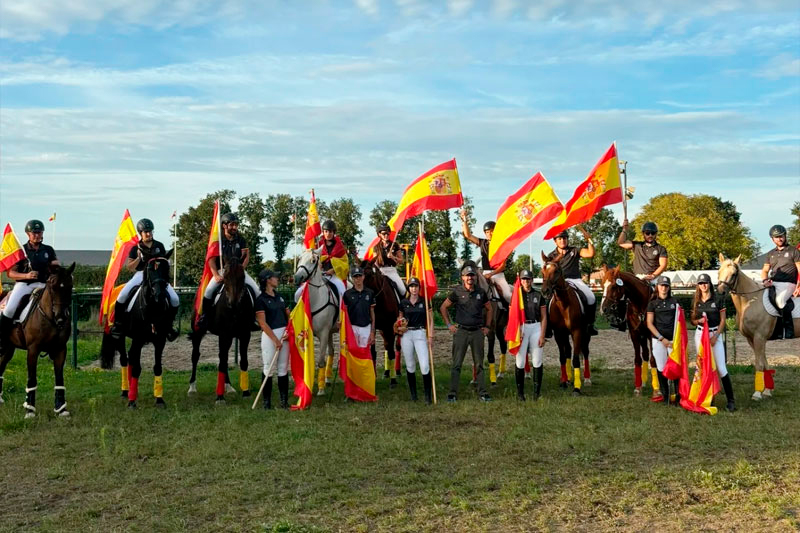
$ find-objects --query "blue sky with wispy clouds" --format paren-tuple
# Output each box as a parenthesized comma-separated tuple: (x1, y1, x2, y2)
(1, 0, 798, 261)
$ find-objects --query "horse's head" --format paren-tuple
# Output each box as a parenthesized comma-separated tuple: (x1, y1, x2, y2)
(144, 249, 172, 307)
(360, 260, 380, 291)
(540, 252, 564, 299)
(717, 253, 742, 297)
(295, 248, 320, 285)
(600, 265, 628, 330)
(223, 256, 246, 307)
(46, 262, 75, 329)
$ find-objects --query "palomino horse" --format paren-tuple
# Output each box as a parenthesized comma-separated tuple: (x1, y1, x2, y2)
(717, 254, 797, 400)
(361, 261, 400, 387)
(600, 266, 658, 397)
(188, 257, 254, 403)
(0, 263, 75, 418)
(541, 253, 591, 395)
(295, 248, 339, 395)
(102, 253, 174, 409)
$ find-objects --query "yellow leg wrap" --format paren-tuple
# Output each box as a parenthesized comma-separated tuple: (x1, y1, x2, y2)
(566, 359, 573, 378)
(499, 354, 506, 374)
(317, 369, 326, 391)
(489, 363, 497, 383)
(390, 365, 396, 379)
(641, 362, 649, 388)
(650, 368, 660, 391)
(239, 370, 249, 392)
(384, 352, 390, 372)
(573, 368, 581, 390)
(121, 366, 129, 392)
(755, 371, 765, 392)
(153, 375, 163, 398)
(325, 355, 334, 379)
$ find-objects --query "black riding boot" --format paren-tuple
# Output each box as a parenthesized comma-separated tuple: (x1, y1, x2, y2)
(110, 305, 127, 339)
(533, 365, 543, 400)
(407, 371, 418, 402)
(197, 297, 214, 330)
(277, 374, 290, 409)
(657, 371, 670, 405)
(782, 301, 795, 340)
(671, 379, 681, 406)
(422, 372, 433, 405)
(720, 374, 736, 412)
(0, 314, 13, 352)
(166, 305, 180, 342)
(515, 367, 525, 401)
(263, 376, 273, 410)
(586, 302, 598, 336)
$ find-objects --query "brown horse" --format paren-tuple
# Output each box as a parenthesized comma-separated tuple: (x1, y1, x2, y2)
(600, 266, 658, 397)
(540, 253, 590, 395)
(0, 263, 75, 418)
(361, 261, 399, 388)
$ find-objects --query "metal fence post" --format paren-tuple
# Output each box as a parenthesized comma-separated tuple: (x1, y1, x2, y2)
(71, 296, 79, 369)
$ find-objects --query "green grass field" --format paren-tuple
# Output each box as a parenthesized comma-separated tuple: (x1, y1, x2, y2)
(0, 351, 798, 532)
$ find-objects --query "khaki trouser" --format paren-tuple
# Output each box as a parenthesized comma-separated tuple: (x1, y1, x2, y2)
(449, 327, 486, 397)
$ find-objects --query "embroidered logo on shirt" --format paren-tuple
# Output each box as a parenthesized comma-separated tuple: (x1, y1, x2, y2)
(711, 302, 716, 308)
(653, 250, 658, 255)
(44, 252, 49, 259)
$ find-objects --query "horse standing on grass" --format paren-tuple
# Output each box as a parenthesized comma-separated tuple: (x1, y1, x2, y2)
(600, 265, 658, 397)
(188, 257, 254, 403)
(540, 253, 591, 395)
(0, 263, 75, 418)
(361, 261, 400, 388)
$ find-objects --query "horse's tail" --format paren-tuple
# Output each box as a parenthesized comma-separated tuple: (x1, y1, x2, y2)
(100, 332, 118, 369)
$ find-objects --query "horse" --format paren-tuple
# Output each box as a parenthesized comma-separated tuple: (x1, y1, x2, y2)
(540, 253, 591, 395)
(101, 253, 174, 409)
(294, 248, 339, 396)
(0, 263, 75, 418)
(361, 260, 400, 387)
(717, 253, 796, 400)
(599, 265, 658, 397)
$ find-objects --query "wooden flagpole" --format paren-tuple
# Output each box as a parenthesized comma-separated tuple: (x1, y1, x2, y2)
(419, 219, 437, 404)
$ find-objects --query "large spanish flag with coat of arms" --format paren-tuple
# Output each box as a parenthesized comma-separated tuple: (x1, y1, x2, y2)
(338, 298, 377, 402)
(193, 201, 221, 327)
(505, 276, 525, 356)
(288, 283, 315, 410)
(99, 210, 139, 330)
(0, 223, 26, 273)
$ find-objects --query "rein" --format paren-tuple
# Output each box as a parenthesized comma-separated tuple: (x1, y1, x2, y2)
(719, 266, 765, 296)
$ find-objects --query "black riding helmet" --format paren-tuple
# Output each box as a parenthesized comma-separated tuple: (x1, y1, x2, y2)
(553, 230, 569, 240)
(769, 224, 787, 238)
(519, 269, 533, 279)
(220, 212, 239, 225)
(408, 277, 420, 286)
(483, 221, 496, 232)
(377, 223, 391, 234)
(641, 221, 658, 234)
(322, 219, 336, 232)
(136, 218, 154, 233)
(25, 219, 45, 233)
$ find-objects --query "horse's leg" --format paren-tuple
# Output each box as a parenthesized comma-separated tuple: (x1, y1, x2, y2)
(23, 347, 39, 418)
(0, 347, 16, 405)
(325, 331, 335, 384)
(386, 330, 398, 389)
(238, 333, 251, 397)
(119, 340, 130, 398)
(153, 336, 166, 408)
(645, 333, 659, 398)
(128, 339, 143, 409)
(317, 328, 328, 396)
(749, 333, 770, 401)
(216, 335, 233, 403)
(555, 331, 569, 388)
(188, 329, 203, 394)
(582, 332, 591, 386)
(496, 316, 508, 379)
(52, 347, 70, 417)
(632, 335, 643, 395)
(570, 330, 583, 395)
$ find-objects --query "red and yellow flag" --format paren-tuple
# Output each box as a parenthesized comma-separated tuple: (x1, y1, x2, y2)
(289, 283, 315, 410)
(338, 298, 377, 402)
(505, 276, 524, 355)
(193, 201, 221, 326)
(320, 235, 349, 281)
(411, 229, 437, 301)
(544, 143, 623, 239)
(0, 223, 26, 273)
(303, 189, 321, 249)
(99, 211, 139, 330)
(488, 172, 564, 268)
(681, 320, 720, 415)
(663, 306, 689, 383)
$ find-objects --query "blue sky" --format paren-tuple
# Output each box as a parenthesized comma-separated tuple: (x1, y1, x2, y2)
(1, 0, 798, 262)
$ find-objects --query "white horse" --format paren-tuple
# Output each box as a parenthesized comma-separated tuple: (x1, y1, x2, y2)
(294, 248, 341, 396)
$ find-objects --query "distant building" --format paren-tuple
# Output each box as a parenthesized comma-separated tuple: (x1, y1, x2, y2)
(58, 250, 109, 267)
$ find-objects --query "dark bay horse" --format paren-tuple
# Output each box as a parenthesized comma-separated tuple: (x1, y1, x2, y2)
(361, 261, 399, 388)
(541, 253, 590, 395)
(101, 253, 174, 409)
(188, 257, 254, 403)
(600, 266, 657, 397)
(0, 263, 75, 418)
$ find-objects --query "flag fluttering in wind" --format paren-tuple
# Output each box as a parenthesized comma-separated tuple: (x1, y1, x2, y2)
(338, 298, 377, 402)
(320, 235, 349, 281)
(663, 306, 689, 386)
(288, 283, 315, 410)
(488, 172, 564, 269)
(48, 212, 56, 222)
(304, 189, 321, 249)
(410, 228, 437, 301)
(99, 211, 139, 330)
(0, 224, 26, 273)
(505, 276, 525, 356)
(171, 210, 177, 220)
(193, 201, 221, 327)
(680, 319, 721, 415)
(544, 143, 623, 239)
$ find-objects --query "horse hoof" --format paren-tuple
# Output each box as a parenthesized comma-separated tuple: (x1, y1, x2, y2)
(58, 410, 71, 418)
(155, 398, 166, 408)
(121, 390, 129, 399)
(215, 397, 225, 405)
(496, 372, 504, 380)
(490, 381, 497, 388)
(762, 389, 773, 398)
(325, 378, 333, 385)
(0, 395, 4, 405)
(187, 383, 197, 395)
(633, 387, 641, 396)
(225, 384, 237, 395)
(525, 373, 532, 380)
(242, 390, 251, 398)
(390, 379, 397, 389)
(317, 389, 326, 397)
(559, 382, 567, 389)
(751, 391, 763, 401)
(383, 370, 390, 379)
(584, 378, 592, 387)
(469, 379, 477, 385)
(572, 388, 582, 397)
(127, 401, 137, 410)
(24, 411, 35, 419)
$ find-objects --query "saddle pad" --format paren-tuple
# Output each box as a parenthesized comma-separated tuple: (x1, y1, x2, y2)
(762, 292, 800, 318)
(212, 284, 255, 306)
(127, 287, 142, 312)
(547, 289, 585, 315)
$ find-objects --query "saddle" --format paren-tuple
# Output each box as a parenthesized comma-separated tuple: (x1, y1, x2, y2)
(0, 288, 43, 324)
(764, 287, 800, 318)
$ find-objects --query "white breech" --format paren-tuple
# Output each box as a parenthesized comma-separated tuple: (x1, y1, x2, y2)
(2, 282, 45, 318)
(117, 271, 179, 307)
(205, 269, 259, 299)
(694, 326, 728, 378)
(261, 327, 290, 377)
(773, 281, 797, 309)
(351, 324, 371, 348)
(651, 339, 672, 372)
(515, 322, 544, 369)
(566, 278, 596, 305)
(635, 274, 658, 286)
(294, 273, 345, 304)
(490, 272, 512, 303)
(400, 328, 430, 374)
(379, 267, 407, 299)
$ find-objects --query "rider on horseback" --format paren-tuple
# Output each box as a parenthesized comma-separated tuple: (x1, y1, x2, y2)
(546, 227, 598, 336)
(459, 210, 512, 307)
(111, 218, 180, 340)
(0, 219, 60, 352)
(617, 220, 668, 282)
(317, 219, 347, 300)
(370, 224, 406, 301)
(762, 224, 800, 340)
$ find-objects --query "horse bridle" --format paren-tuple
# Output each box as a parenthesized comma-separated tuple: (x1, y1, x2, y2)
(297, 254, 322, 287)
(37, 273, 71, 331)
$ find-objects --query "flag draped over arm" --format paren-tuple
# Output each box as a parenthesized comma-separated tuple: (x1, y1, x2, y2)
(303, 190, 321, 249)
(320, 236, 349, 281)
(0, 224, 26, 273)
(288, 283, 315, 410)
(544, 143, 623, 239)
(680, 319, 721, 415)
(99, 211, 139, 329)
(338, 299, 377, 402)
(193, 200, 221, 326)
(488, 172, 564, 269)
(411, 229, 437, 301)
(663, 306, 689, 388)
(505, 276, 525, 355)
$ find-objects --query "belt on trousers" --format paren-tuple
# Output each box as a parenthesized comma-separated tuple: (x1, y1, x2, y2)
(407, 326, 425, 330)
(524, 320, 538, 324)
(458, 325, 480, 331)
(697, 325, 720, 332)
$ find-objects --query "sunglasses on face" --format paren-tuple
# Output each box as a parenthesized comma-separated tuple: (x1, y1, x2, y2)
(643, 231, 656, 236)
(352, 274, 363, 278)
(379, 232, 389, 236)
(698, 282, 709, 286)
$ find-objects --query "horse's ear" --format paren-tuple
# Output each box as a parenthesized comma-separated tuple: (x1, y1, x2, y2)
(165, 248, 174, 260)
(718, 252, 726, 264)
(541, 251, 548, 264)
(734, 254, 741, 264)
(67, 262, 76, 274)
(612, 265, 620, 275)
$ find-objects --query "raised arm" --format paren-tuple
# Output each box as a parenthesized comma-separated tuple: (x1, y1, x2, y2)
(578, 225, 595, 258)
(459, 209, 481, 246)
(618, 218, 633, 250)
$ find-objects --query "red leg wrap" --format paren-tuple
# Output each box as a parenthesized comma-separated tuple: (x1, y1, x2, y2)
(216, 372, 226, 397)
(560, 364, 567, 383)
(584, 358, 591, 379)
(129, 377, 139, 402)
(634, 365, 642, 388)
(765, 369, 775, 390)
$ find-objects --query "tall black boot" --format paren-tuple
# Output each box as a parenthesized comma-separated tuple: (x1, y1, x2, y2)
(586, 302, 598, 336)
(720, 374, 736, 412)
(407, 371, 418, 402)
(533, 365, 543, 400)
(277, 374, 290, 409)
(657, 371, 670, 406)
(263, 376, 273, 410)
(515, 367, 525, 401)
(197, 297, 214, 330)
(671, 379, 681, 406)
(782, 301, 794, 340)
(0, 314, 13, 352)
(166, 305, 180, 341)
(422, 372, 433, 405)
(110, 305, 127, 340)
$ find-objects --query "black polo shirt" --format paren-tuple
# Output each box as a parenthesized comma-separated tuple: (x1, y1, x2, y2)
(447, 285, 488, 327)
(128, 239, 168, 272)
(522, 288, 543, 323)
(17, 243, 57, 284)
(343, 287, 375, 327)
(647, 296, 679, 340)
(547, 246, 581, 279)
(765, 246, 800, 283)
(400, 298, 426, 328)
(254, 292, 288, 330)
(477, 238, 491, 270)
(694, 295, 724, 329)
(215, 234, 248, 269)
(632, 241, 668, 276)
(373, 241, 401, 267)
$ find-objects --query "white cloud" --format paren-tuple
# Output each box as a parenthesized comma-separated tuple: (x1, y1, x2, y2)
(757, 53, 800, 80)
(354, 0, 379, 15)
(447, 0, 473, 16)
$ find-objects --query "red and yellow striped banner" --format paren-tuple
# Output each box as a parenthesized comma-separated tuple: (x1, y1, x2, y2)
(99, 210, 139, 329)
(289, 283, 315, 410)
(681, 321, 720, 415)
(411, 229, 437, 301)
(505, 276, 524, 355)
(338, 298, 377, 402)
(663, 306, 689, 382)
(0, 223, 26, 273)
(193, 201, 221, 326)
(303, 190, 321, 249)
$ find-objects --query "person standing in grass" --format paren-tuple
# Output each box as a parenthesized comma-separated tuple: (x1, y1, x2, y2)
(256, 269, 291, 410)
(398, 277, 434, 404)
(513, 270, 547, 401)
(646, 276, 681, 405)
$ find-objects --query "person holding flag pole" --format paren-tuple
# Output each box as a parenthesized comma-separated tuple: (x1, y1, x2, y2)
(646, 276, 684, 405)
(506, 270, 547, 401)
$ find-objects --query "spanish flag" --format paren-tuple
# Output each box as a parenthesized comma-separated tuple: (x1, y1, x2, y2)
(48, 212, 56, 222)
(0, 223, 26, 273)
(289, 283, 315, 410)
(488, 172, 564, 269)
(99, 210, 139, 330)
(680, 320, 720, 415)
(544, 143, 623, 239)
(339, 298, 377, 402)
(663, 305, 689, 382)
(411, 228, 437, 301)
(505, 276, 524, 355)
(303, 189, 321, 249)
(193, 200, 221, 327)
(320, 235, 349, 282)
